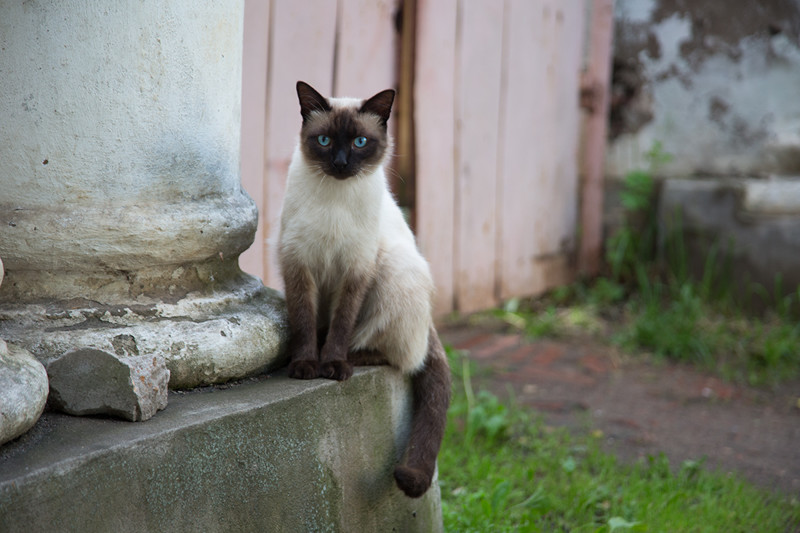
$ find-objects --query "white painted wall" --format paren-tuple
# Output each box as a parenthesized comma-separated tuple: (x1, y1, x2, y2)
(607, 0, 800, 178)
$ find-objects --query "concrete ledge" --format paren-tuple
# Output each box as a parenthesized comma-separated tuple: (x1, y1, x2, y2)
(0, 368, 443, 532)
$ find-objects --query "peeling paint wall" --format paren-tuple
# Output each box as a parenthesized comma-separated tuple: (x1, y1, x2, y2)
(607, 0, 800, 178)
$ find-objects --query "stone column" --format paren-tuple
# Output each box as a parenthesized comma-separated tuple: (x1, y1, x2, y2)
(0, 1, 287, 420)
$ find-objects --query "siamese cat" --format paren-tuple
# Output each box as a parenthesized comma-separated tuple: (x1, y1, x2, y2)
(278, 81, 451, 498)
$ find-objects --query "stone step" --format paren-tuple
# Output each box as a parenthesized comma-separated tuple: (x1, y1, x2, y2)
(658, 177, 800, 303)
(0, 368, 443, 533)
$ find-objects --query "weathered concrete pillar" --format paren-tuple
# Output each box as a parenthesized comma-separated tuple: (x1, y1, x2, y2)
(0, 1, 287, 414)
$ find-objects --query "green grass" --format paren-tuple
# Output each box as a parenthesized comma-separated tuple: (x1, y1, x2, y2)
(615, 280, 800, 385)
(439, 348, 800, 532)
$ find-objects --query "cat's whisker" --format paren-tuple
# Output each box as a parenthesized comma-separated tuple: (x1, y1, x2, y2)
(312, 166, 330, 195)
(385, 167, 406, 185)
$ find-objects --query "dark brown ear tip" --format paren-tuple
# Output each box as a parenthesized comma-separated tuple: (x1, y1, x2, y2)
(296, 81, 311, 95)
(360, 89, 396, 124)
(378, 89, 396, 103)
(297, 82, 331, 119)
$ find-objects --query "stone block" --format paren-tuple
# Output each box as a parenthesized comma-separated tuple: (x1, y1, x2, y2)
(658, 178, 800, 303)
(47, 348, 169, 422)
(0, 367, 444, 532)
(0, 340, 49, 446)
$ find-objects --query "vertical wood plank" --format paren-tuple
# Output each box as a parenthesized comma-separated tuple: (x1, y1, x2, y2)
(262, 0, 339, 288)
(239, 0, 270, 281)
(554, 1, 585, 256)
(454, 0, 504, 313)
(578, 0, 614, 275)
(414, 0, 457, 315)
(498, 0, 542, 300)
(498, 0, 585, 300)
(334, 0, 399, 98)
(538, 0, 583, 256)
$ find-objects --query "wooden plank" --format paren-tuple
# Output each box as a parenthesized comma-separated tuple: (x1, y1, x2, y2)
(414, 0, 457, 315)
(454, 0, 504, 313)
(334, 0, 399, 98)
(553, 1, 585, 261)
(262, 0, 338, 289)
(497, 0, 543, 301)
(542, 0, 583, 266)
(498, 0, 585, 300)
(239, 0, 271, 281)
(578, 0, 614, 276)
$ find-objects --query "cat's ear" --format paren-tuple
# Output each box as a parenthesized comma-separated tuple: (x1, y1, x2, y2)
(360, 89, 395, 126)
(296, 81, 331, 123)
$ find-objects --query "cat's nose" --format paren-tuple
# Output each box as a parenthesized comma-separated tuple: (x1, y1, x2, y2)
(333, 150, 348, 169)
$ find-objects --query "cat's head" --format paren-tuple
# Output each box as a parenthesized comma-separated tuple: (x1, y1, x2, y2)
(296, 81, 394, 180)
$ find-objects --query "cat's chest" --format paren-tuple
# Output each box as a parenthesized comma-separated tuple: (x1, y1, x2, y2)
(283, 179, 383, 270)
(304, 200, 377, 248)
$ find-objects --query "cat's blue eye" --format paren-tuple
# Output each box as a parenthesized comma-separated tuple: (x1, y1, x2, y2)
(353, 136, 367, 148)
(317, 135, 331, 147)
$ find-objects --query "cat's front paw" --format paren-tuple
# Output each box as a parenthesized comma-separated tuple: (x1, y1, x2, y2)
(320, 360, 353, 381)
(288, 360, 319, 379)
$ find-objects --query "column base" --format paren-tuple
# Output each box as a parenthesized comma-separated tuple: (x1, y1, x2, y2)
(0, 273, 288, 389)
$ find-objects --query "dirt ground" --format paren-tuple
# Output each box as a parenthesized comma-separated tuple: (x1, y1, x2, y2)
(438, 321, 800, 496)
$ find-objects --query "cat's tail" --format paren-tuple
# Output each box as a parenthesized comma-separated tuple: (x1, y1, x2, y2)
(394, 327, 451, 498)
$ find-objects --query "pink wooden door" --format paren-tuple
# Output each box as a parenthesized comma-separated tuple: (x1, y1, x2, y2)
(240, 0, 612, 315)
(415, 0, 605, 314)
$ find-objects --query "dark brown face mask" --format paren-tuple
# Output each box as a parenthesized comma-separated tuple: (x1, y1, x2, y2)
(296, 81, 394, 180)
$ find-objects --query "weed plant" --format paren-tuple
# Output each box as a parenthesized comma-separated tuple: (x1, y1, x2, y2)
(439, 347, 800, 532)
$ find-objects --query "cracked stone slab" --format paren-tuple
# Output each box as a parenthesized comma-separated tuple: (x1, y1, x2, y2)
(47, 348, 169, 422)
(0, 339, 49, 446)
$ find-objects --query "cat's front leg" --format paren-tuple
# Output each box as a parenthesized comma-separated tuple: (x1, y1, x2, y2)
(319, 272, 371, 381)
(283, 265, 320, 379)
